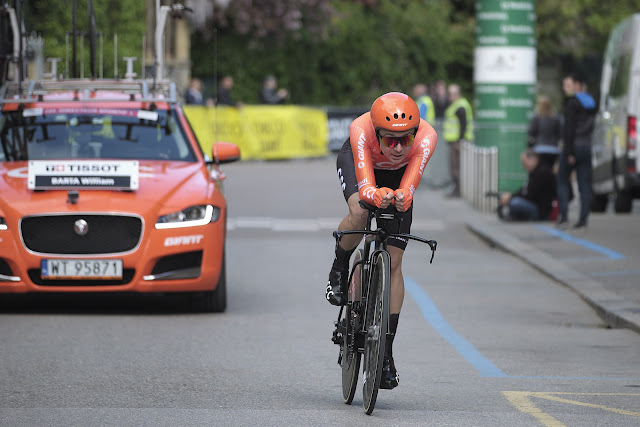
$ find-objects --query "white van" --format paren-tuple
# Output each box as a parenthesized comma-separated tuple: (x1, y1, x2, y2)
(591, 14, 640, 213)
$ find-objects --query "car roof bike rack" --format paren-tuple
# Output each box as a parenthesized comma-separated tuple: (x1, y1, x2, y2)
(0, 78, 177, 105)
(1, 1, 189, 107)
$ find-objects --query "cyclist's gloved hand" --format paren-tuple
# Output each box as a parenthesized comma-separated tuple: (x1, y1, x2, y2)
(394, 188, 413, 212)
(374, 187, 395, 209)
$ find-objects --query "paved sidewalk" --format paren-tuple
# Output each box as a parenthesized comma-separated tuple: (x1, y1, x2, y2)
(458, 199, 640, 335)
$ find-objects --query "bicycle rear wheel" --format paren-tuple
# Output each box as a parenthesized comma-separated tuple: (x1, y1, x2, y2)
(341, 249, 363, 404)
(362, 250, 390, 415)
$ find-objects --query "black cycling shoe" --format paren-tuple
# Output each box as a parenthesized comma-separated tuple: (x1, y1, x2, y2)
(326, 268, 348, 306)
(379, 355, 399, 389)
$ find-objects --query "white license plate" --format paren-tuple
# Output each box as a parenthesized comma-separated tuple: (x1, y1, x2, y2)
(41, 259, 123, 280)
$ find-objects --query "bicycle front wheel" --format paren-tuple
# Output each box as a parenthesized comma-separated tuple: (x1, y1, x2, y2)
(342, 249, 363, 404)
(362, 250, 390, 415)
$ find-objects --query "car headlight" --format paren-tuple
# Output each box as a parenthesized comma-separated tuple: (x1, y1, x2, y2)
(155, 205, 220, 229)
(0, 217, 6, 230)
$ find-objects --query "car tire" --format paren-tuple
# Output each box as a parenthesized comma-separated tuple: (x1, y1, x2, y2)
(614, 189, 633, 213)
(590, 193, 609, 213)
(190, 252, 227, 313)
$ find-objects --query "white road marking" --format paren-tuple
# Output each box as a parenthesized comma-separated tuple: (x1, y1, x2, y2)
(227, 217, 444, 232)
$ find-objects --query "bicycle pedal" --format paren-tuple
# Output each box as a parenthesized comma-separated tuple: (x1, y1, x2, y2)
(332, 325, 343, 345)
(331, 332, 343, 346)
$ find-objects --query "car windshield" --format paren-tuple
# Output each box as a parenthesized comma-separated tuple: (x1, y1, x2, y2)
(0, 107, 197, 162)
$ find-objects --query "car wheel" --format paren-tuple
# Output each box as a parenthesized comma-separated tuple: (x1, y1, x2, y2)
(590, 193, 609, 213)
(614, 189, 633, 213)
(190, 252, 227, 313)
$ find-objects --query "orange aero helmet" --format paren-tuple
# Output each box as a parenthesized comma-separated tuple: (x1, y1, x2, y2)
(370, 92, 420, 132)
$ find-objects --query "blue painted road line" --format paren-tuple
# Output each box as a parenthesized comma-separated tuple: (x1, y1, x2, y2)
(405, 278, 508, 378)
(561, 257, 619, 263)
(406, 277, 640, 381)
(535, 225, 626, 260)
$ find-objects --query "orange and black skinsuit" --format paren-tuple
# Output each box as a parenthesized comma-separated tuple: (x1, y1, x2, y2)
(336, 112, 438, 249)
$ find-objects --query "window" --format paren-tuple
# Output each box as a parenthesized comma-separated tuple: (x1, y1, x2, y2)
(0, 109, 196, 162)
(609, 53, 632, 98)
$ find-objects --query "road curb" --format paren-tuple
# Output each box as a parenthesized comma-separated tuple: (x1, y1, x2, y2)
(466, 219, 640, 335)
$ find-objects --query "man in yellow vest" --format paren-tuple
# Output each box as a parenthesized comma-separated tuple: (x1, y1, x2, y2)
(443, 83, 473, 197)
(412, 83, 436, 125)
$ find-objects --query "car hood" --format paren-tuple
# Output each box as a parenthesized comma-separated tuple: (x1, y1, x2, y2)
(0, 161, 212, 215)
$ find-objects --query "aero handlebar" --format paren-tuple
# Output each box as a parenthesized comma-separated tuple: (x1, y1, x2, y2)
(333, 229, 437, 263)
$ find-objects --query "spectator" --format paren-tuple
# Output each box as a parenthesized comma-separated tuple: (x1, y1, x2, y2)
(556, 73, 596, 230)
(497, 146, 557, 221)
(527, 94, 561, 152)
(184, 77, 214, 106)
(412, 83, 435, 124)
(259, 75, 289, 104)
(216, 75, 243, 108)
(432, 79, 449, 120)
(442, 83, 473, 198)
(184, 78, 204, 105)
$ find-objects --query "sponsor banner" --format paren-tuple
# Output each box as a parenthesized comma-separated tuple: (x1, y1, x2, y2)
(474, 82, 536, 190)
(476, 0, 535, 47)
(28, 160, 139, 190)
(474, 46, 536, 84)
(474, 84, 536, 122)
(327, 108, 368, 151)
(184, 105, 328, 160)
(474, 0, 536, 191)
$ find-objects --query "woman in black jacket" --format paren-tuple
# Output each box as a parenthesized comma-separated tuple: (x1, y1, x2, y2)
(527, 95, 562, 149)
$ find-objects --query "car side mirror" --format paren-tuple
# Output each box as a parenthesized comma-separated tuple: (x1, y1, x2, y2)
(209, 142, 241, 165)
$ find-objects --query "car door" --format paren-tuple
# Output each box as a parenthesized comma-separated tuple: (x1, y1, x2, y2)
(592, 44, 617, 194)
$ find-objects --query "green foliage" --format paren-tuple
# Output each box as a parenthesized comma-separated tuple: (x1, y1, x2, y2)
(26, 0, 145, 78)
(193, 0, 474, 106)
(536, 0, 640, 62)
(24, 0, 640, 107)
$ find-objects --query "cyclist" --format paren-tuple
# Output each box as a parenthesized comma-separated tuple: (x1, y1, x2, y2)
(327, 92, 438, 389)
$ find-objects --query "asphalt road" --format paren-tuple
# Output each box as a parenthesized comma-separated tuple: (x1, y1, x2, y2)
(1, 156, 639, 426)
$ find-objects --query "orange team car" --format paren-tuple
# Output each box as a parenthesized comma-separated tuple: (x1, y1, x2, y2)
(0, 78, 240, 312)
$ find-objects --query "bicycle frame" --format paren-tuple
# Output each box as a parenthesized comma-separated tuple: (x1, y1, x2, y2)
(333, 203, 438, 353)
(332, 202, 438, 413)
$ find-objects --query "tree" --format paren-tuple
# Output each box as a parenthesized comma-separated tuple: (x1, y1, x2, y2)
(190, 0, 473, 105)
(536, 0, 640, 62)
(26, 0, 145, 79)
(189, 0, 334, 41)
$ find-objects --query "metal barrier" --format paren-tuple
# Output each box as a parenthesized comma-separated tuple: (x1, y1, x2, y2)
(460, 141, 498, 214)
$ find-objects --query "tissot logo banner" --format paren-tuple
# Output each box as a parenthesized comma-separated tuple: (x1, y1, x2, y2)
(28, 160, 140, 190)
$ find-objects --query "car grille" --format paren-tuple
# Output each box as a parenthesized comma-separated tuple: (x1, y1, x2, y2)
(21, 214, 143, 255)
(28, 268, 135, 286)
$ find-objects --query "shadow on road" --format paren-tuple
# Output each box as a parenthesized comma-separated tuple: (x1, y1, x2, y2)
(0, 292, 212, 315)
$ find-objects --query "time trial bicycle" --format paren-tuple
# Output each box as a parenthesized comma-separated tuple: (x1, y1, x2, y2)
(331, 201, 437, 414)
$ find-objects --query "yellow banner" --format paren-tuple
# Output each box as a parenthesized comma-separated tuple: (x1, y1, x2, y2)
(183, 105, 328, 160)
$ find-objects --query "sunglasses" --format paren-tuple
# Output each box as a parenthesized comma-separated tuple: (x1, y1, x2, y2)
(379, 134, 415, 149)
